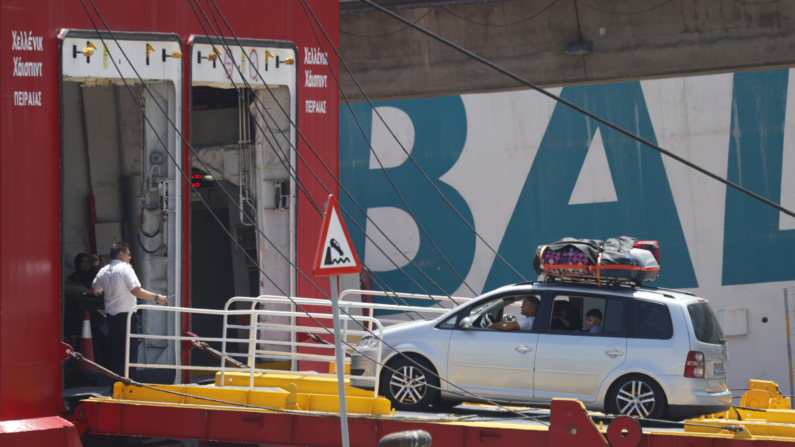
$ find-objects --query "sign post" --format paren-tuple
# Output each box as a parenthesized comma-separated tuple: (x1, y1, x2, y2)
(312, 195, 362, 447)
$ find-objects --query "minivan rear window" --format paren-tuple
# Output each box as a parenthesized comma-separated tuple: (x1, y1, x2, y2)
(630, 300, 673, 339)
(687, 302, 725, 344)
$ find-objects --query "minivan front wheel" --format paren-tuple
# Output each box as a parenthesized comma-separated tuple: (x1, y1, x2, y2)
(607, 375, 666, 419)
(382, 357, 439, 411)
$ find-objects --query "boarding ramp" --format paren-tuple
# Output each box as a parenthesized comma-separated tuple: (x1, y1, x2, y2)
(59, 295, 795, 444)
(123, 301, 389, 414)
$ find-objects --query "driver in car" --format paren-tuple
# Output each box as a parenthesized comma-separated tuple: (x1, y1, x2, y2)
(487, 296, 539, 331)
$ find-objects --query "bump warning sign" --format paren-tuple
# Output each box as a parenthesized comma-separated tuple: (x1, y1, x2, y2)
(312, 195, 361, 276)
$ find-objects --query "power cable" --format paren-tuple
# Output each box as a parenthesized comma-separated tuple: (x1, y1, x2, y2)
(301, 0, 529, 284)
(203, 0, 554, 420)
(202, 0, 462, 305)
(67, 348, 541, 424)
(137, 232, 165, 255)
(80, 0, 551, 420)
(81, 0, 794, 425)
(77, 0, 429, 402)
(340, 7, 436, 38)
(185, 0, 418, 315)
(731, 0, 789, 4)
(358, 0, 795, 220)
(440, 1, 558, 26)
(191, 0, 445, 310)
(292, 0, 479, 297)
(198, 0, 463, 307)
(138, 208, 164, 238)
(575, 0, 674, 15)
(185, 0, 428, 320)
(183, 13, 417, 318)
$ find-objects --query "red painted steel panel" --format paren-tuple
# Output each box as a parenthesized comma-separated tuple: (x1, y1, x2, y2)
(293, 415, 378, 447)
(0, 0, 339, 425)
(0, 416, 82, 447)
(462, 425, 540, 447)
(91, 401, 120, 435)
(206, 412, 293, 445)
(80, 400, 795, 447)
(119, 404, 207, 440)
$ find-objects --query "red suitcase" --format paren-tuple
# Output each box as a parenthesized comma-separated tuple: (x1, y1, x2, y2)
(634, 241, 660, 265)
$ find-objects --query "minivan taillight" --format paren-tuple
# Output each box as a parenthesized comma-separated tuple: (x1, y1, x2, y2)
(684, 351, 705, 378)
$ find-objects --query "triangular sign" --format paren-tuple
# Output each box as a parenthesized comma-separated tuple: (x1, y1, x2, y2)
(312, 195, 362, 276)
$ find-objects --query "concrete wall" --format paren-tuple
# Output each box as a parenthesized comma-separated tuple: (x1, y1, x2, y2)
(339, 66, 795, 393)
(339, 0, 795, 101)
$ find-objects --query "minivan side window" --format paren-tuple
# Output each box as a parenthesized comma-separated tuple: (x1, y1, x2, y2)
(547, 295, 625, 337)
(630, 299, 673, 340)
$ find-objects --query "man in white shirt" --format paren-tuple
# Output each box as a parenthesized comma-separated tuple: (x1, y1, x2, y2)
(92, 242, 166, 380)
(488, 296, 540, 331)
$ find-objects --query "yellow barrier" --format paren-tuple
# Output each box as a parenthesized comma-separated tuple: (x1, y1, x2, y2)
(685, 380, 795, 440)
(215, 371, 374, 398)
(109, 381, 391, 416)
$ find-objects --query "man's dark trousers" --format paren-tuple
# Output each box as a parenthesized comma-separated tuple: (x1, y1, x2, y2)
(106, 312, 139, 381)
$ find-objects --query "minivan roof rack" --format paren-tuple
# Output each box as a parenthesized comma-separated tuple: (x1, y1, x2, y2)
(517, 278, 689, 299)
(639, 285, 696, 296)
(520, 278, 637, 291)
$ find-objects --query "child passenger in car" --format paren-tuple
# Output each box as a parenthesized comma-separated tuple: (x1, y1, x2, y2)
(586, 309, 603, 334)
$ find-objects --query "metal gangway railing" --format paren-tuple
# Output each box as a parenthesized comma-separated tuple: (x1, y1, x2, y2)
(784, 286, 795, 408)
(124, 302, 385, 397)
(226, 290, 472, 351)
(337, 289, 472, 329)
(124, 290, 471, 399)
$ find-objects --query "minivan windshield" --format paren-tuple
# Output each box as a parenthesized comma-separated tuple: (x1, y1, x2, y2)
(687, 302, 725, 344)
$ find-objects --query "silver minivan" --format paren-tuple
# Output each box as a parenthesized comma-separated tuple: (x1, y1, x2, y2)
(350, 282, 731, 420)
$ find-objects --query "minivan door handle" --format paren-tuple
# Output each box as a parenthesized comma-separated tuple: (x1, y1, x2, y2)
(605, 349, 624, 357)
(515, 345, 532, 353)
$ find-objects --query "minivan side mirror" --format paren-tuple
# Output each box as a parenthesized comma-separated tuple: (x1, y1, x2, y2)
(459, 317, 472, 329)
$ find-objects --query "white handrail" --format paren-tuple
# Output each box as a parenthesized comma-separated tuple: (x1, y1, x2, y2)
(338, 289, 471, 306)
(337, 289, 471, 333)
(124, 304, 384, 398)
(224, 293, 463, 356)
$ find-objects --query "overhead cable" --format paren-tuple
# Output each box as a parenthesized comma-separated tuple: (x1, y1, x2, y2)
(76, 0, 436, 408)
(188, 0, 440, 316)
(193, 0, 440, 309)
(340, 7, 436, 38)
(359, 0, 795, 220)
(201, 0, 552, 421)
(440, 0, 558, 26)
(575, 0, 674, 15)
(199, 0, 464, 306)
(301, 0, 528, 284)
(185, 0, 422, 320)
(295, 0, 479, 297)
(78, 0, 548, 419)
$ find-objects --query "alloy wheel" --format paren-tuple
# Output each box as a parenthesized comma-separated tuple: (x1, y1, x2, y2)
(616, 380, 656, 418)
(389, 365, 428, 404)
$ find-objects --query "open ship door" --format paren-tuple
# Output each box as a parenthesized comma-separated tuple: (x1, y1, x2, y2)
(60, 30, 184, 391)
(188, 36, 298, 373)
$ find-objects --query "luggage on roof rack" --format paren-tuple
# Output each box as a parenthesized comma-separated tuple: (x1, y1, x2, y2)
(533, 236, 659, 285)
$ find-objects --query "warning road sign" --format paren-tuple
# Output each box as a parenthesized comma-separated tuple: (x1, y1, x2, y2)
(313, 195, 361, 276)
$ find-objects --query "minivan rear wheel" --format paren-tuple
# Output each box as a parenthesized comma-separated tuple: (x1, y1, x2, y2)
(607, 375, 666, 419)
(381, 357, 439, 411)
